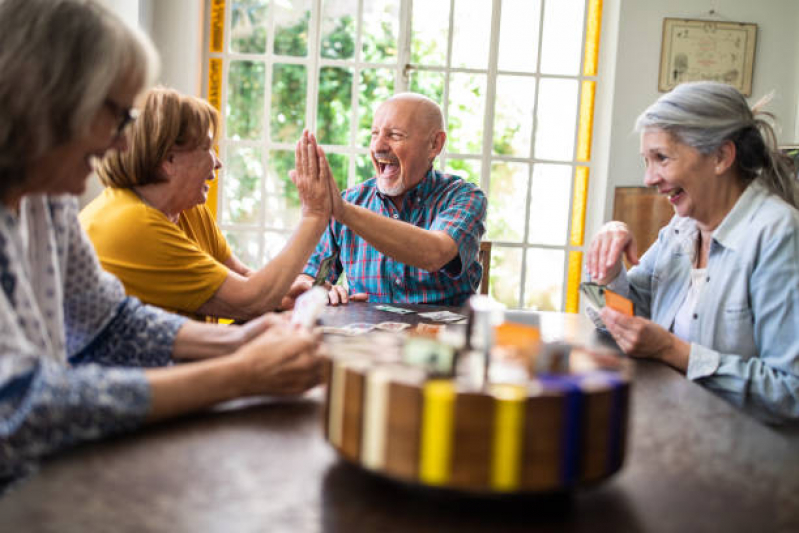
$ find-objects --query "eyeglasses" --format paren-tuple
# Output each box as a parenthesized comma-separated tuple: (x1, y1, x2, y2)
(103, 98, 139, 137)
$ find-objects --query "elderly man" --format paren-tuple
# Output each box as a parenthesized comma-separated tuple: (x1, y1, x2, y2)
(289, 93, 487, 306)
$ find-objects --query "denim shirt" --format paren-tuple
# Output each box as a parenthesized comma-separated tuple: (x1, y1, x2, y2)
(608, 181, 799, 423)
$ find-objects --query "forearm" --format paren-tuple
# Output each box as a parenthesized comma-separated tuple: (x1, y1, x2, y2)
(659, 336, 690, 372)
(145, 355, 247, 422)
(171, 320, 247, 360)
(243, 216, 328, 311)
(340, 203, 456, 271)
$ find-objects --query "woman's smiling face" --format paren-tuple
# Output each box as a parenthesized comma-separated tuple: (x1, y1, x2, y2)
(640, 128, 721, 224)
(24, 81, 139, 200)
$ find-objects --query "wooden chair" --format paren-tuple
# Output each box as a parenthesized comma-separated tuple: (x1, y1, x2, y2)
(612, 187, 673, 266)
(478, 241, 492, 295)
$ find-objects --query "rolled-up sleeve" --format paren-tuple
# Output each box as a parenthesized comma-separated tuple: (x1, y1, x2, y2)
(430, 184, 487, 277)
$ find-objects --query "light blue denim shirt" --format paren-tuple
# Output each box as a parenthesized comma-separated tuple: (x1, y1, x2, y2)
(608, 181, 799, 424)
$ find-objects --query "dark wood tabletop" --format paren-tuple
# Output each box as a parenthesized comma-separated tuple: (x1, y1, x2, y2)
(1, 303, 798, 533)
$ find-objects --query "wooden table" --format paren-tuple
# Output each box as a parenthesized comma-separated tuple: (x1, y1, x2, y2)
(2, 303, 798, 532)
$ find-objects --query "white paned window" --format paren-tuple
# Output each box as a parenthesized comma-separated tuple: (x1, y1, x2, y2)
(206, 0, 599, 310)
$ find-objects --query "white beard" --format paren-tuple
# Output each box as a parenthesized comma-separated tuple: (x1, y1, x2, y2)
(377, 176, 405, 197)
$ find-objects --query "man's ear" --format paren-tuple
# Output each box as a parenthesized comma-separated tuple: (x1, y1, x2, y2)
(715, 140, 736, 175)
(431, 130, 446, 157)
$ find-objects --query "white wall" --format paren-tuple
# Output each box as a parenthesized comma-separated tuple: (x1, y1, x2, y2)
(145, 0, 204, 96)
(80, 0, 144, 208)
(601, 0, 799, 221)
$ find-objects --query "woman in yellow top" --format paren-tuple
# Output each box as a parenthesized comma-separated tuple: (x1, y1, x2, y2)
(80, 87, 330, 321)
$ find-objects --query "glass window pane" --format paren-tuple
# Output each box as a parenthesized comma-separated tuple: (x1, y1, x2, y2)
(524, 248, 564, 311)
(263, 231, 290, 263)
(318, 67, 353, 146)
(540, 0, 585, 76)
(359, 68, 394, 146)
(444, 158, 480, 186)
(528, 164, 571, 245)
(451, 0, 492, 69)
(448, 73, 486, 155)
(231, 0, 268, 54)
(409, 70, 444, 102)
(362, 0, 399, 63)
(326, 152, 350, 192)
(487, 162, 528, 242)
(227, 60, 266, 140)
(489, 246, 522, 309)
(534, 78, 578, 161)
(321, 0, 357, 60)
(266, 149, 300, 229)
(498, 0, 541, 72)
(271, 64, 307, 143)
(493, 75, 536, 157)
(222, 146, 263, 225)
(273, 0, 311, 56)
(356, 154, 374, 184)
(411, 0, 450, 65)
(223, 230, 262, 268)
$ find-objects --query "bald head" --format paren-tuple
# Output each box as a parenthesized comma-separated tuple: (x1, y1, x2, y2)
(382, 92, 445, 134)
(369, 92, 448, 202)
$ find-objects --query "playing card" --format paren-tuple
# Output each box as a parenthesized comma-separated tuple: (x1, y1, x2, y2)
(417, 310, 465, 322)
(313, 251, 339, 287)
(291, 286, 328, 328)
(375, 322, 412, 332)
(605, 289, 634, 316)
(375, 305, 415, 315)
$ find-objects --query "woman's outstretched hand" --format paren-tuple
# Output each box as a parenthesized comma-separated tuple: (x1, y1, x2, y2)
(586, 221, 640, 284)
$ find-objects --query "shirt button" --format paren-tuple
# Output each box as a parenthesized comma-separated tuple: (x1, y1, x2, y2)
(395, 278, 401, 285)
(693, 313, 698, 319)
(392, 214, 399, 219)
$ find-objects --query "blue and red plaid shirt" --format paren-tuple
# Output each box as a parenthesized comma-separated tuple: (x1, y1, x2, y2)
(303, 169, 487, 306)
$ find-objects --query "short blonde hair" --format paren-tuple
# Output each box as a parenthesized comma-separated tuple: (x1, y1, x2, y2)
(98, 86, 219, 188)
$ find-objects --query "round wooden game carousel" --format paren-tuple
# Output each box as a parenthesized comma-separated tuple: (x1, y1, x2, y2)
(320, 297, 632, 494)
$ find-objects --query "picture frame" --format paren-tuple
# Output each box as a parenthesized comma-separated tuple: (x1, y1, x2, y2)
(658, 18, 757, 96)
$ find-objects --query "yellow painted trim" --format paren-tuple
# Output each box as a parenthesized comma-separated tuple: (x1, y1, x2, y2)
(576, 80, 596, 162)
(566, 250, 584, 313)
(583, 0, 604, 77)
(490, 384, 527, 491)
(206, 57, 223, 219)
(209, 0, 226, 53)
(419, 380, 456, 485)
(570, 166, 589, 246)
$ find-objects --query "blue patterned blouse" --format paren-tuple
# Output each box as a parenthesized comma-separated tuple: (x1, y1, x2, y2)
(0, 195, 185, 492)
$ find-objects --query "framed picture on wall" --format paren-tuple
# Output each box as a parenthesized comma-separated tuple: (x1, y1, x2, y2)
(658, 18, 757, 96)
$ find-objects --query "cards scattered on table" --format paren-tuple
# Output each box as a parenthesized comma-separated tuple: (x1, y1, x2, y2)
(375, 305, 415, 315)
(417, 310, 465, 323)
(375, 322, 412, 332)
(320, 322, 375, 336)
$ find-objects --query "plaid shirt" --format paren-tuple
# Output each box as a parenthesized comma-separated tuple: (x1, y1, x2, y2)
(304, 169, 487, 306)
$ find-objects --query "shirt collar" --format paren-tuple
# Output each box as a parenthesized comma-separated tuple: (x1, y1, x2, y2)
(375, 167, 438, 206)
(711, 180, 768, 251)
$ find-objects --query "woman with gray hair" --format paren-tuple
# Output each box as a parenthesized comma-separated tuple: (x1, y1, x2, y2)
(0, 0, 323, 491)
(587, 81, 799, 423)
